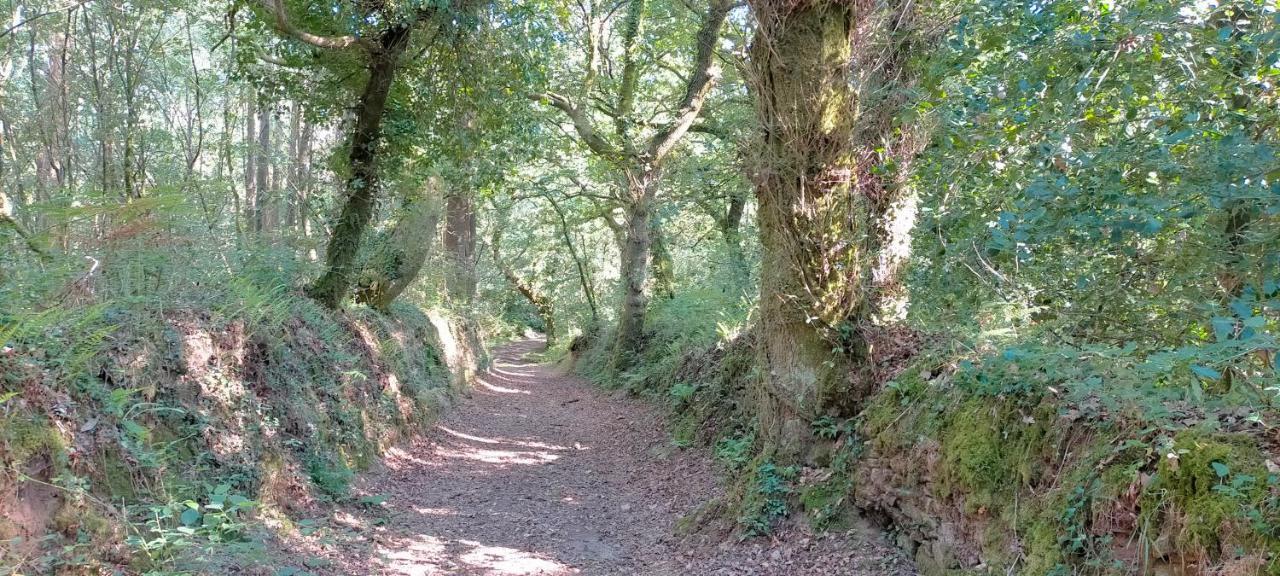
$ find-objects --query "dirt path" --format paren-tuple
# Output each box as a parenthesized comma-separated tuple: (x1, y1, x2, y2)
(264, 339, 915, 575)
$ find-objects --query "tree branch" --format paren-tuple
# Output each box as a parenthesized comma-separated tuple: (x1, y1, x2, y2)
(529, 92, 621, 159)
(260, 0, 373, 51)
(647, 0, 732, 161)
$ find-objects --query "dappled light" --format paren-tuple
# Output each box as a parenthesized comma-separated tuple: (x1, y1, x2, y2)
(433, 444, 561, 466)
(436, 426, 569, 452)
(475, 376, 531, 395)
(378, 534, 572, 576)
(3, 0, 1276, 572)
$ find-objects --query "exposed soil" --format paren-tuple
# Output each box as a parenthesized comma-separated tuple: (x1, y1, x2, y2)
(249, 339, 915, 575)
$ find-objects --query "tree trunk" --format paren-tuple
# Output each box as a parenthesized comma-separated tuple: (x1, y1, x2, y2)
(300, 115, 316, 259)
(307, 25, 412, 308)
(254, 104, 271, 234)
(286, 102, 301, 229)
(244, 94, 257, 233)
(721, 190, 750, 287)
(650, 215, 675, 300)
(611, 171, 656, 372)
(444, 192, 478, 305)
(355, 179, 443, 311)
(749, 0, 868, 462)
(546, 194, 599, 323)
(492, 226, 557, 348)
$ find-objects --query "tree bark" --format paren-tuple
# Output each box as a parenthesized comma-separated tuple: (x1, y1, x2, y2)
(244, 94, 257, 233)
(254, 103, 271, 234)
(286, 101, 301, 229)
(720, 189, 749, 285)
(492, 226, 557, 347)
(444, 192, 478, 305)
(650, 214, 675, 300)
(611, 171, 656, 371)
(355, 179, 443, 311)
(749, 0, 867, 462)
(307, 24, 413, 308)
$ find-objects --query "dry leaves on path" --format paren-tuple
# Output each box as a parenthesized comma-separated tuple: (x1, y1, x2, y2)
(253, 339, 915, 576)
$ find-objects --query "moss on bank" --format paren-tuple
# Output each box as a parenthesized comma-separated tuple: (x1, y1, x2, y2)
(0, 289, 479, 572)
(855, 358, 1280, 575)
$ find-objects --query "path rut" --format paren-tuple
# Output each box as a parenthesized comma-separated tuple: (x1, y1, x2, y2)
(264, 339, 915, 575)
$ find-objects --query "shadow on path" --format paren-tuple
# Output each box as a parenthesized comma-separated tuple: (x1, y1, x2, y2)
(254, 339, 915, 576)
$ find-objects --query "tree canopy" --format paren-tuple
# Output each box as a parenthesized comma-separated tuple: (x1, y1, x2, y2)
(1, 0, 1278, 573)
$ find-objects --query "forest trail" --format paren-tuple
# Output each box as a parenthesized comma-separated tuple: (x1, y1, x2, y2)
(262, 339, 916, 576)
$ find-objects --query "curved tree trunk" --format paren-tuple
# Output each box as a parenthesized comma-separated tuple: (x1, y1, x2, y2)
(306, 25, 412, 308)
(492, 227, 557, 348)
(354, 179, 443, 312)
(546, 194, 599, 323)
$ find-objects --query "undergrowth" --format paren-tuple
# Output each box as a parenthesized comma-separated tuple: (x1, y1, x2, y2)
(0, 247, 463, 574)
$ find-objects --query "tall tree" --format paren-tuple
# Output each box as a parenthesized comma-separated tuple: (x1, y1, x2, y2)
(532, 0, 733, 372)
(266, 0, 466, 308)
(747, 0, 923, 460)
(749, 0, 861, 460)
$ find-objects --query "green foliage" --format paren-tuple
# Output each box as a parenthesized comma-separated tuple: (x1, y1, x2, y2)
(910, 0, 1280, 415)
(738, 461, 798, 537)
(714, 430, 757, 472)
(304, 453, 354, 500)
(668, 382, 697, 407)
(127, 484, 257, 569)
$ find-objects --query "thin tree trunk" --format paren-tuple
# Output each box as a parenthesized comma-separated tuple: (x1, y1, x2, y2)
(244, 94, 257, 232)
(307, 24, 413, 308)
(286, 101, 301, 230)
(721, 190, 749, 286)
(254, 104, 271, 233)
(300, 117, 315, 259)
(492, 226, 557, 348)
(546, 194, 599, 323)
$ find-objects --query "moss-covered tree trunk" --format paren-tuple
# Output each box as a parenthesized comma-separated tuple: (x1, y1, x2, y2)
(611, 170, 656, 372)
(306, 25, 412, 308)
(444, 191, 478, 305)
(749, 0, 871, 462)
(650, 214, 675, 300)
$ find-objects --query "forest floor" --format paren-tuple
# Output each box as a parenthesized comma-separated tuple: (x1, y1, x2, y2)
(241, 339, 915, 575)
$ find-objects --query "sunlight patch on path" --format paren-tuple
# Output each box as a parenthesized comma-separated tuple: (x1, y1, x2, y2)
(379, 534, 573, 575)
(489, 365, 538, 380)
(476, 376, 530, 394)
(433, 445, 561, 466)
(436, 426, 569, 451)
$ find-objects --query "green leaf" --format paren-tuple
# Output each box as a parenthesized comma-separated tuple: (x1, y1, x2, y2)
(1211, 461, 1230, 479)
(122, 420, 149, 440)
(1191, 365, 1222, 380)
(180, 508, 202, 527)
(1211, 317, 1235, 342)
